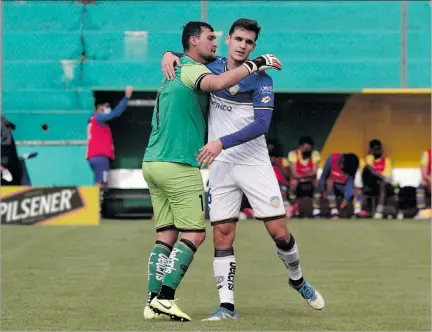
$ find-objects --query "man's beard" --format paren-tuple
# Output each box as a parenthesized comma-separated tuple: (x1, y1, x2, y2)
(202, 53, 217, 63)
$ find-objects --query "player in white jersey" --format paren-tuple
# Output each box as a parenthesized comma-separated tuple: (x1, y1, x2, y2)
(162, 18, 324, 321)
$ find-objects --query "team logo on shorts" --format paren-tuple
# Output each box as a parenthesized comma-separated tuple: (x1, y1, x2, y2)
(270, 196, 281, 208)
(229, 84, 240, 95)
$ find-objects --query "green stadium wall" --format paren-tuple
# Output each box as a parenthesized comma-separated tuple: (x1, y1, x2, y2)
(2, 1, 431, 185)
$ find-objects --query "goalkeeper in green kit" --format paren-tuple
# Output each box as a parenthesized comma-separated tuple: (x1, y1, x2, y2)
(142, 21, 282, 322)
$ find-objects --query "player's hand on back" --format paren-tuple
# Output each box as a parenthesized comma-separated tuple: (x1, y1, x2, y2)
(197, 140, 223, 167)
(162, 52, 181, 80)
(243, 54, 282, 74)
(125, 86, 133, 98)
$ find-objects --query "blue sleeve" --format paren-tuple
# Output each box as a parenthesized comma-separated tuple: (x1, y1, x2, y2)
(344, 176, 354, 201)
(319, 156, 332, 191)
(217, 74, 274, 149)
(253, 73, 274, 109)
(219, 109, 272, 149)
(95, 97, 129, 125)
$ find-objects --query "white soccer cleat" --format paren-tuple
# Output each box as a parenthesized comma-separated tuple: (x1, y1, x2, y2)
(289, 280, 325, 310)
(202, 307, 238, 321)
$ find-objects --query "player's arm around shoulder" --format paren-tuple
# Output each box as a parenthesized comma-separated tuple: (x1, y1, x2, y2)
(180, 63, 213, 90)
(199, 64, 250, 92)
(162, 51, 226, 79)
(200, 54, 282, 92)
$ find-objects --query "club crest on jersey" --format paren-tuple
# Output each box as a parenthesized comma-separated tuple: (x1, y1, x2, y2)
(270, 196, 281, 208)
(261, 96, 271, 104)
(229, 84, 240, 95)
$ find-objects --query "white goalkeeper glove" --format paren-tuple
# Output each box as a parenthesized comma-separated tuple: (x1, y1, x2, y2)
(243, 54, 282, 74)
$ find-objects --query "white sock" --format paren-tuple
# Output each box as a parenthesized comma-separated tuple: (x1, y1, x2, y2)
(277, 242, 303, 281)
(213, 255, 236, 305)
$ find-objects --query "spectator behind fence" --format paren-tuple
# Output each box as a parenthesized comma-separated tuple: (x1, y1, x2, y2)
(287, 136, 321, 217)
(359, 139, 395, 219)
(415, 148, 431, 219)
(86, 86, 133, 210)
(1, 115, 23, 186)
(319, 153, 359, 219)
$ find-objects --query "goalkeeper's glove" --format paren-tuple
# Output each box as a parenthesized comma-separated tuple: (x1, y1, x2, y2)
(243, 54, 282, 74)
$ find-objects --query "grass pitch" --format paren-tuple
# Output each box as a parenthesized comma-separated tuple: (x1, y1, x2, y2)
(1, 219, 430, 331)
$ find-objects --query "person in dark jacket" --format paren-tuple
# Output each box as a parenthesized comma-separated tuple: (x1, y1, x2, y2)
(1, 115, 23, 186)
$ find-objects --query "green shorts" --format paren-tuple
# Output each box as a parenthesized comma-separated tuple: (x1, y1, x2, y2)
(142, 161, 206, 232)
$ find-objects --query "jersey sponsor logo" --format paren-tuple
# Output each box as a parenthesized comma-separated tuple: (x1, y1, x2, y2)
(211, 99, 232, 112)
(261, 96, 271, 104)
(229, 84, 240, 95)
(270, 196, 281, 208)
(0, 187, 84, 225)
(261, 86, 273, 94)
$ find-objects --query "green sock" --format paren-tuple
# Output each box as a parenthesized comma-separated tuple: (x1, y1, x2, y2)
(147, 242, 171, 304)
(162, 241, 195, 291)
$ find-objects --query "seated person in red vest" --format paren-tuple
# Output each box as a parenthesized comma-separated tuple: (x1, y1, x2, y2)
(86, 86, 133, 209)
(415, 148, 431, 219)
(319, 153, 359, 218)
(288, 136, 321, 217)
(360, 139, 394, 219)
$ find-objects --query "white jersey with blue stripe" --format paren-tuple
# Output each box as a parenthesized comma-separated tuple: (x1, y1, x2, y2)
(207, 56, 274, 166)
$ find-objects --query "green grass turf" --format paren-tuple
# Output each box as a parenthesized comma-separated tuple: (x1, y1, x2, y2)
(1, 219, 430, 331)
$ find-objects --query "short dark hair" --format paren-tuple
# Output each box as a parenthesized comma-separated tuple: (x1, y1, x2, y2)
(369, 139, 382, 149)
(299, 136, 314, 146)
(342, 153, 359, 177)
(182, 21, 214, 51)
(228, 18, 261, 42)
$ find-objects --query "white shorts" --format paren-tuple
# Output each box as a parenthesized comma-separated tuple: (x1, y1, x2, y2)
(208, 161, 286, 224)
